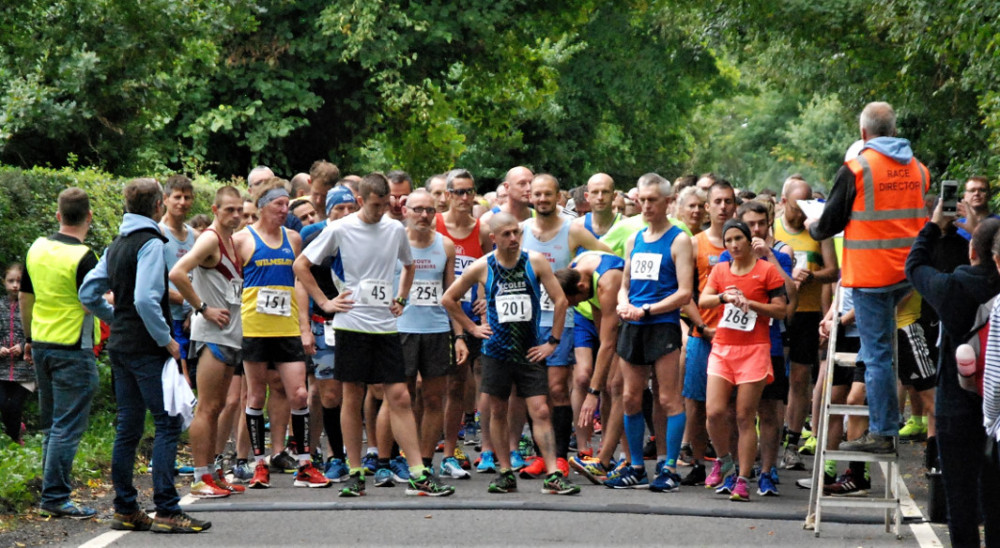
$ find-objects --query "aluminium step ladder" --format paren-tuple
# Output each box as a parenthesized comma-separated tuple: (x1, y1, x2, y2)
(804, 286, 902, 538)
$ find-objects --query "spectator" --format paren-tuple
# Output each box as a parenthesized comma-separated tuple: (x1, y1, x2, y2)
(956, 175, 997, 241)
(0, 263, 29, 445)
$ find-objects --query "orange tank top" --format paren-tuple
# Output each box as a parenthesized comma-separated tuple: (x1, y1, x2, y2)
(694, 231, 726, 336)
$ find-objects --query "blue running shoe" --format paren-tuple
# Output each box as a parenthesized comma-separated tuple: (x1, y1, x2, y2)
(362, 452, 378, 475)
(650, 469, 682, 493)
(477, 451, 497, 473)
(440, 456, 471, 479)
(654, 459, 667, 476)
(510, 451, 528, 471)
(177, 463, 195, 476)
(603, 465, 649, 489)
(757, 471, 780, 496)
(374, 467, 395, 487)
(715, 473, 737, 495)
(769, 465, 780, 485)
(324, 458, 350, 482)
(390, 456, 411, 482)
(229, 461, 253, 484)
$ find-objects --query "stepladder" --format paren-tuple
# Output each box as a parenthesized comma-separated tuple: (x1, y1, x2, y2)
(804, 285, 903, 538)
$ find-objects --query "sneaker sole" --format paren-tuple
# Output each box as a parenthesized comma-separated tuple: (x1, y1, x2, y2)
(730, 494, 750, 501)
(757, 489, 780, 496)
(541, 487, 581, 495)
(38, 510, 95, 520)
(374, 480, 395, 488)
(442, 471, 472, 479)
(190, 491, 230, 498)
(404, 488, 455, 497)
(110, 522, 151, 531)
(571, 463, 606, 485)
(338, 491, 366, 497)
(605, 483, 649, 489)
(248, 482, 270, 489)
(487, 487, 517, 493)
(476, 467, 497, 474)
(650, 485, 680, 493)
(151, 524, 210, 534)
(826, 488, 869, 497)
(293, 480, 333, 488)
(326, 474, 351, 483)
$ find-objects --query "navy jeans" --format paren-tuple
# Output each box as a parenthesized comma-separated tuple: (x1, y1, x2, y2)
(108, 351, 181, 515)
(936, 414, 1000, 548)
(853, 287, 909, 436)
(32, 347, 98, 506)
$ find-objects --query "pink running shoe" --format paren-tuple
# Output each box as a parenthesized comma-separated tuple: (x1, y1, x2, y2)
(704, 460, 724, 488)
(730, 477, 750, 502)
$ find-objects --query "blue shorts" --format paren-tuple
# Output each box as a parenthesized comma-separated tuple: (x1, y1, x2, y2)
(311, 320, 336, 380)
(682, 335, 711, 402)
(172, 319, 190, 361)
(573, 312, 599, 350)
(539, 326, 576, 367)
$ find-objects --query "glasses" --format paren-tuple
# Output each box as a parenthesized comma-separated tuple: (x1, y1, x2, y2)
(967, 188, 989, 194)
(409, 206, 436, 215)
(450, 188, 475, 196)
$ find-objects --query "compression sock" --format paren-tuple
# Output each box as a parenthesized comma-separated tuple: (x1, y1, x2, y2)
(245, 407, 266, 459)
(665, 411, 686, 470)
(291, 407, 311, 461)
(322, 405, 346, 460)
(624, 412, 646, 468)
(786, 430, 801, 447)
(553, 405, 573, 460)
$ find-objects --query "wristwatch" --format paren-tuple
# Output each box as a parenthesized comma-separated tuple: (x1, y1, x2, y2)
(586, 387, 601, 396)
(547, 335, 561, 345)
(394, 297, 408, 307)
(454, 333, 467, 341)
(719, 293, 727, 305)
(642, 303, 652, 318)
(694, 323, 707, 335)
(196, 302, 208, 315)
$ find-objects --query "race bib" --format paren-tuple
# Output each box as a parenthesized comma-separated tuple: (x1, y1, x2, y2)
(794, 251, 809, 270)
(631, 252, 661, 281)
(539, 286, 555, 312)
(256, 288, 291, 316)
(323, 320, 336, 346)
(496, 294, 531, 323)
(411, 280, 442, 307)
(719, 303, 757, 332)
(358, 279, 391, 306)
(227, 279, 243, 306)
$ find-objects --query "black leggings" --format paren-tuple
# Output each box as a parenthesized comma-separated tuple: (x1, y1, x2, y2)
(0, 381, 30, 442)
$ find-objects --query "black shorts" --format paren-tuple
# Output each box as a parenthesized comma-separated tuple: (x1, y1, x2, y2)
(462, 329, 482, 369)
(616, 322, 681, 366)
(897, 323, 936, 391)
(242, 336, 306, 364)
(401, 332, 454, 379)
(761, 355, 788, 402)
(334, 330, 406, 385)
(785, 311, 821, 374)
(480, 355, 548, 400)
(833, 336, 860, 387)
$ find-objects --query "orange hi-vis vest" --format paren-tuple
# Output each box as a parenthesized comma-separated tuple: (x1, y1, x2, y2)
(842, 148, 929, 288)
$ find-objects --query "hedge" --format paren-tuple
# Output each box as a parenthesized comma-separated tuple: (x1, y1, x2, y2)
(0, 165, 231, 268)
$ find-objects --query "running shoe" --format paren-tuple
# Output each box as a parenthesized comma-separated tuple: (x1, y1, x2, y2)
(577, 447, 594, 458)
(757, 471, 779, 496)
(678, 443, 695, 467)
(248, 460, 270, 489)
(643, 436, 656, 460)
(463, 423, 480, 446)
(510, 451, 528, 471)
(269, 451, 298, 473)
(571, 456, 610, 484)
(440, 456, 472, 479)
(798, 435, 817, 455)
(654, 459, 667, 476)
(705, 460, 725, 488)
(769, 465, 780, 485)
(229, 460, 253, 484)
(519, 456, 546, 479)
(518, 435, 535, 457)
(457, 423, 466, 441)
(38, 500, 96, 519)
(488, 469, 518, 493)
(177, 463, 195, 476)
(541, 471, 580, 495)
(898, 416, 927, 440)
(715, 473, 737, 495)
(294, 461, 332, 488)
(838, 433, 895, 454)
(604, 460, 628, 482)
(556, 457, 570, 477)
(151, 511, 211, 533)
(405, 472, 455, 497)
(604, 465, 649, 489)
(215, 468, 245, 494)
(476, 450, 497, 473)
(823, 469, 871, 496)
(110, 510, 153, 531)
(362, 452, 378, 474)
(681, 462, 706, 486)
(324, 458, 351, 482)
(650, 469, 682, 493)
(730, 477, 750, 502)
(191, 474, 231, 498)
(390, 456, 411, 482)
(781, 446, 804, 470)
(454, 447, 472, 470)
(339, 473, 366, 497)
(593, 416, 602, 434)
(374, 467, 396, 487)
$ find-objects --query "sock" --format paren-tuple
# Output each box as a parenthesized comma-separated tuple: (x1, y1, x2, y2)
(245, 407, 266, 458)
(624, 412, 646, 467)
(322, 406, 346, 460)
(194, 466, 211, 480)
(291, 407, 310, 461)
(422, 457, 433, 469)
(719, 453, 734, 477)
(553, 405, 573, 460)
(366, 448, 378, 457)
(409, 465, 428, 478)
(786, 430, 801, 447)
(391, 442, 401, 459)
(665, 411, 686, 469)
(377, 458, 390, 470)
(350, 466, 365, 477)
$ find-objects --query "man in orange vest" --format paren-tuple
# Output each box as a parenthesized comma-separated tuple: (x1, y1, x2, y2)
(808, 101, 929, 454)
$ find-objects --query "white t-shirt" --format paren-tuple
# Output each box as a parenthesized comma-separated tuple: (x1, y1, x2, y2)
(303, 213, 413, 334)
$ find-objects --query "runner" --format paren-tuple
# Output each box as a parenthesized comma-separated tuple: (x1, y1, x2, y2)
(168, 186, 247, 498)
(442, 212, 580, 495)
(700, 219, 787, 502)
(294, 172, 455, 497)
(232, 177, 330, 489)
(604, 175, 693, 492)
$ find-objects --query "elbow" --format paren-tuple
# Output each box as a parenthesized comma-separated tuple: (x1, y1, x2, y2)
(676, 289, 692, 306)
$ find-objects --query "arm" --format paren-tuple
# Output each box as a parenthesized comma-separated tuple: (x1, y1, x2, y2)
(294, 226, 355, 314)
(616, 234, 637, 320)
(296, 280, 315, 356)
(812, 237, 840, 283)
(442, 258, 491, 338)
(578, 270, 623, 427)
(134, 239, 174, 349)
(809, 165, 855, 241)
(442, 238, 468, 365)
(79, 251, 115, 324)
(569, 224, 612, 254)
(774, 246, 798, 319)
(527, 254, 566, 363)
(650, 233, 694, 315)
(904, 222, 953, 314)
(168, 233, 230, 328)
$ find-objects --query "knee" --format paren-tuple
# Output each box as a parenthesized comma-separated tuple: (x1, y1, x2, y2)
(290, 386, 309, 409)
(705, 405, 727, 425)
(529, 403, 551, 423)
(422, 392, 444, 413)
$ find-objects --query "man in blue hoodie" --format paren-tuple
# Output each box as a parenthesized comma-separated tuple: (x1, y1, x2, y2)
(80, 178, 211, 534)
(809, 101, 930, 454)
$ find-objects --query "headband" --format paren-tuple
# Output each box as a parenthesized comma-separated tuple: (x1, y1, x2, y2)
(326, 187, 357, 215)
(722, 219, 752, 242)
(258, 187, 289, 208)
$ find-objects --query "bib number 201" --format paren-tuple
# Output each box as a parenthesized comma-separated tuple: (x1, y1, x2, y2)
(496, 294, 531, 323)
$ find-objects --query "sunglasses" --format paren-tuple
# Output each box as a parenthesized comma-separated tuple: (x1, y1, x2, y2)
(409, 206, 436, 215)
(450, 188, 475, 196)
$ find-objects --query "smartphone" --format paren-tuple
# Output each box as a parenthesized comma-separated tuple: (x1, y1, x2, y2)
(940, 179, 959, 216)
